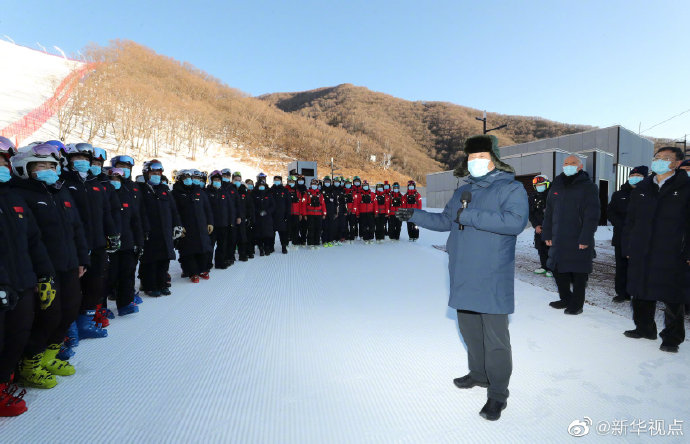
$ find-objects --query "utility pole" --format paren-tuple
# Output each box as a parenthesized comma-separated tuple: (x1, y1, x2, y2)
(675, 134, 688, 158)
(475, 110, 507, 134)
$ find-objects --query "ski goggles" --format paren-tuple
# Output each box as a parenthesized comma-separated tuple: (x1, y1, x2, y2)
(64, 142, 94, 156)
(148, 162, 163, 171)
(209, 169, 223, 178)
(108, 167, 125, 178)
(0, 137, 17, 157)
(92, 147, 107, 162)
(27, 143, 61, 159)
(532, 176, 549, 185)
(112, 155, 134, 167)
(220, 168, 233, 175)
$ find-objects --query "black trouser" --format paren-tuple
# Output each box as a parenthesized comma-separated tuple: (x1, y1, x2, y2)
(180, 253, 208, 277)
(375, 215, 388, 240)
(406, 221, 420, 240)
(80, 247, 106, 312)
(245, 223, 256, 256)
(347, 213, 358, 240)
(139, 260, 169, 292)
(322, 215, 336, 243)
(0, 290, 34, 381)
(457, 310, 512, 403)
(208, 226, 229, 268)
(299, 218, 309, 244)
(632, 299, 685, 346)
(388, 215, 402, 240)
(535, 240, 550, 270)
(553, 270, 589, 311)
(335, 213, 348, 240)
(108, 250, 137, 309)
(275, 230, 289, 249)
(289, 215, 301, 244)
(614, 244, 629, 298)
(359, 213, 375, 241)
(306, 215, 322, 245)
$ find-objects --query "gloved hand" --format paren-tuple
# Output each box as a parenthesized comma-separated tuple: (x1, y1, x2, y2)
(396, 208, 414, 221)
(134, 245, 144, 259)
(259, 210, 267, 217)
(0, 284, 19, 312)
(37, 276, 56, 310)
(173, 226, 186, 239)
(106, 234, 121, 253)
(207, 225, 214, 234)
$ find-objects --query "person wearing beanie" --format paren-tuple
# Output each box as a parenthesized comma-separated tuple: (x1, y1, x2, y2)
(343, 178, 358, 242)
(354, 180, 375, 243)
(387, 182, 404, 240)
(270, 175, 291, 254)
(251, 179, 276, 256)
(244, 179, 257, 258)
(301, 178, 327, 249)
(333, 176, 349, 244)
(285, 176, 303, 247)
(373, 182, 390, 242)
(321, 176, 338, 247)
(607, 166, 648, 303)
(622, 146, 690, 353)
(230, 173, 252, 262)
(395, 134, 528, 421)
(529, 175, 552, 277)
(402, 180, 422, 241)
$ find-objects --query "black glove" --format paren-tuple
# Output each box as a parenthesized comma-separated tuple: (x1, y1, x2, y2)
(106, 234, 121, 253)
(0, 284, 19, 312)
(396, 208, 415, 221)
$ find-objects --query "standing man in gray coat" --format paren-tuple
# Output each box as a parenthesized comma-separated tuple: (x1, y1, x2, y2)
(397, 135, 529, 421)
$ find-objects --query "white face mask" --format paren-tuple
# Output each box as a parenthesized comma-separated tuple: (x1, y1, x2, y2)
(467, 158, 491, 177)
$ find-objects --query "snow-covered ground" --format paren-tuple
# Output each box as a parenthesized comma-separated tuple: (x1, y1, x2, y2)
(2, 220, 688, 443)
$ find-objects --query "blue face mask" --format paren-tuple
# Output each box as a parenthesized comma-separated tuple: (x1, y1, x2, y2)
(72, 159, 91, 173)
(311, 184, 318, 190)
(377, 188, 383, 193)
(628, 176, 643, 185)
(148, 175, 161, 185)
(563, 165, 579, 176)
(408, 185, 415, 190)
(122, 168, 131, 179)
(363, 186, 369, 191)
(384, 185, 390, 190)
(0, 166, 11, 183)
(213, 181, 221, 189)
(90, 165, 102, 176)
(192, 179, 203, 186)
(35, 169, 59, 185)
(222, 177, 231, 183)
(536, 185, 546, 193)
(56, 165, 61, 175)
(298, 180, 304, 185)
(393, 188, 399, 192)
(233, 181, 242, 187)
(247, 184, 254, 190)
(651, 159, 672, 176)
(345, 184, 352, 189)
(334, 182, 341, 187)
(110, 180, 121, 190)
(324, 182, 331, 187)
(274, 180, 281, 186)
(354, 182, 361, 187)
(183, 178, 192, 186)
(258, 185, 266, 191)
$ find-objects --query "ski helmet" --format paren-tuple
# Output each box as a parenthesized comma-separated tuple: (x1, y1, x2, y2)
(0, 136, 17, 159)
(10, 144, 60, 179)
(532, 175, 550, 190)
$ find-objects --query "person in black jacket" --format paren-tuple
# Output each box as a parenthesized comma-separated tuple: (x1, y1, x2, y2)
(270, 175, 291, 254)
(321, 176, 338, 247)
(139, 160, 182, 296)
(173, 170, 214, 282)
(244, 178, 257, 259)
(221, 170, 241, 266)
(251, 180, 276, 256)
(11, 144, 89, 388)
(333, 178, 348, 244)
(0, 143, 55, 415)
(106, 168, 144, 315)
(206, 171, 236, 269)
(529, 175, 552, 277)
(296, 175, 309, 243)
(230, 173, 252, 262)
(542, 155, 600, 315)
(622, 147, 690, 353)
(606, 166, 647, 303)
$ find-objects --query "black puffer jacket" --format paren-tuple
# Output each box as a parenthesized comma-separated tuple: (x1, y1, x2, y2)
(269, 184, 291, 231)
(140, 182, 181, 262)
(251, 188, 276, 238)
(172, 183, 214, 256)
(606, 182, 633, 247)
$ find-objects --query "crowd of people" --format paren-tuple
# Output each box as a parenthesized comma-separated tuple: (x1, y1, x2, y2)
(528, 148, 690, 352)
(0, 136, 423, 417)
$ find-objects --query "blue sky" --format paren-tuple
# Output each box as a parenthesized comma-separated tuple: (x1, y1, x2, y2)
(2, 0, 688, 140)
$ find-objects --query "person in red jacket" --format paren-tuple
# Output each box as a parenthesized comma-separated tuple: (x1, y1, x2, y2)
(355, 180, 375, 244)
(301, 179, 327, 249)
(373, 182, 390, 242)
(285, 176, 303, 247)
(388, 182, 404, 240)
(402, 180, 422, 241)
(383, 180, 392, 237)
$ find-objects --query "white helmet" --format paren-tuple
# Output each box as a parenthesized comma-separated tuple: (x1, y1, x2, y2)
(11, 144, 60, 179)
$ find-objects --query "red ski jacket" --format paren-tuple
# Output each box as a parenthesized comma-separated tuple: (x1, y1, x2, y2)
(301, 188, 327, 216)
(354, 189, 375, 215)
(388, 191, 404, 214)
(402, 190, 422, 209)
(373, 191, 390, 215)
(286, 185, 303, 216)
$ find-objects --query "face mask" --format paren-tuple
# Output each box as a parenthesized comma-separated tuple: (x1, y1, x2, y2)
(0, 166, 11, 183)
(468, 158, 491, 177)
(324, 182, 331, 187)
(377, 188, 383, 192)
(288, 183, 295, 188)
(247, 184, 254, 190)
(110, 180, 121, 190)
(149, 175, 161, 185)
(192, 179, 203, 186)
(408, 185, 415, 190)
(384, 185, 390, 190)
(222, 177, 231, 183)
(72, 159, 91, 173)
(393, 188, 399, 192)
(354, 181, 361, 187)
(90, 165, 102, 176)
(122, 168, 131, 179)
(298, 180, 304, 185)
(563, 165, 579, 176)
(213, 181, 221, 189)
(536, 185, 546, 192)
(233, 180, 241, 187)
(345, 184, 352, 189)
(183, 178, 192, 186)
(363, 185, 369, 191)
(334, 182, 341, 187)
(274, 180, 281, 186)
(258, 185, 266, 191)
(35, 169, 59, 185)
(311, 184, 318, 190)
(651, 159, 672, 176)
(628, 176, 643, 186)
(56, 165, 61, 175)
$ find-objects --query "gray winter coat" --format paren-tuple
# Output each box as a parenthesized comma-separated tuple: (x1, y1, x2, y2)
(410, 170, 529, 314)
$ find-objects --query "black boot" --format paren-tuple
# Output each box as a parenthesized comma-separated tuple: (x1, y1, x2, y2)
(623, 329, 657, 340)
(479, 399, 507, 421)
(259, 248, 265, 257)
(660, 343, 679, 353)
(453, 374, 488, 389)
(612, 295, 631, 303)
(549, 300, 567, 309)
(282, 246, 288, 254)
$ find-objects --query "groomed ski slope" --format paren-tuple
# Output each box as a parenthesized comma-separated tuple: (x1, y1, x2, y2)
(2, 223, 689, 443)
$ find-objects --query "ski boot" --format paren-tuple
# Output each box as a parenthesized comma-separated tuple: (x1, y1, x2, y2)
(533, 268, 546, 275)
(166, 273, 172, 288)
(190, 275, 200, 283)
(145, 290, 161, 297)
(65, 321, 79, 348)
(41, 344, 75, 376)
(160, 287, 171, 296)
(77, 312, 108, 339)
(118, 302, 139, 316)
(0, 383, 27, 417)
(282, 245, 288, 254)
(17, 354, 57, 389)
(545, 271, 553, 278)
(93, 305, 110, 328)
(133, 291, 144, 305)
(56, 342, 75, 360)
